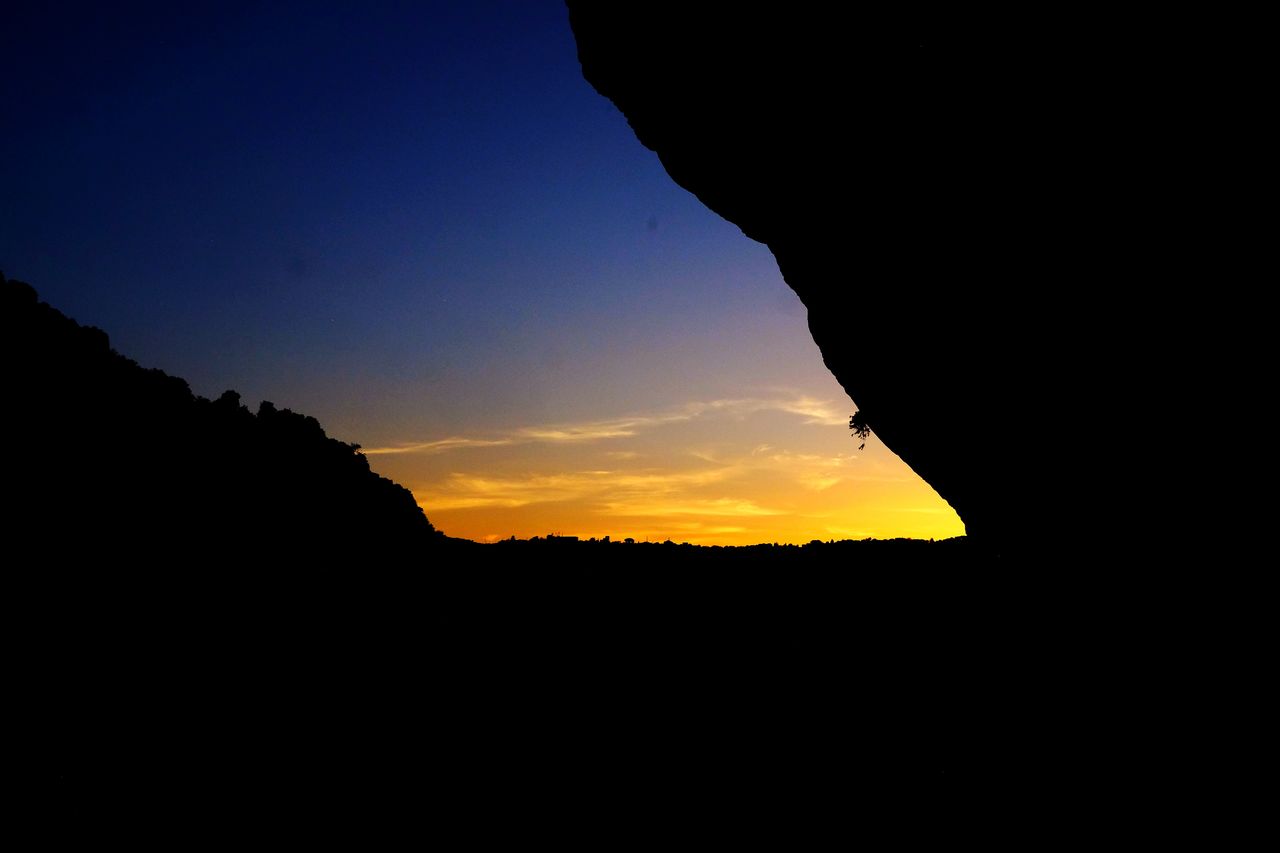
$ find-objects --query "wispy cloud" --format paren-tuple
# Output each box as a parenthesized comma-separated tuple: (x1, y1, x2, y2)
(414, 466, 740, 512)
(365, 391, 963, 544)
(361, 437, 514, 455)
(804, 476, 844, 491)
(772, 396, 848, 425)
(513, 414, 668, 442)
(600, 497, 784, 517)
(362, 395, 849, 456)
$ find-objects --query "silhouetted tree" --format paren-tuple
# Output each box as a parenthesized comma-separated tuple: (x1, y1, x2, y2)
(849, 411, 870, 450)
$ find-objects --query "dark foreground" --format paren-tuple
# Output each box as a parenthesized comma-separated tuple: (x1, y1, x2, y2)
(24, 537, 1220, 841)
(7, 274, 1243, 838)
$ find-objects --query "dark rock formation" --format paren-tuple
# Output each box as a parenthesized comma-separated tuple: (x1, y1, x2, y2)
(567, 6, 1176, 553)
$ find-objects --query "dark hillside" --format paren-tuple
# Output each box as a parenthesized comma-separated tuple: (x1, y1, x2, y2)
(2, 272, 446, 566)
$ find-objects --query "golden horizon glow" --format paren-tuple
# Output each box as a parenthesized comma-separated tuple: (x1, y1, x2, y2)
(364, 394, 965, 546)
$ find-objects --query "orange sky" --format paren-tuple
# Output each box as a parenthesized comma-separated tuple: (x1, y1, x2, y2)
(365, 389, 964, 545)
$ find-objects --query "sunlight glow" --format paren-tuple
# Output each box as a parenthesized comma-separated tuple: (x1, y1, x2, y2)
(366, 393, 965, 545)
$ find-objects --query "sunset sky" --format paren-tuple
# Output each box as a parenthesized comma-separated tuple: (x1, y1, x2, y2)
(2, 2, 962, 544)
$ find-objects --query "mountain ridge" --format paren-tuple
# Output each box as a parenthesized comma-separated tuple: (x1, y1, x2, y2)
(2, 271, 452, 563)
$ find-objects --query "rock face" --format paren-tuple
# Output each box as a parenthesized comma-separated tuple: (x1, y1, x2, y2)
(567, 6, 1170, 553)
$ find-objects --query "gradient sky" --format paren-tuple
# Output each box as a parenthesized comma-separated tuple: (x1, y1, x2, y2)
(2, 1, 962, 544)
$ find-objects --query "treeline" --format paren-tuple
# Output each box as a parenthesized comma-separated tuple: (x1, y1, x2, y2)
(497, 534, 967, 549)
(492, 533, 971, 566)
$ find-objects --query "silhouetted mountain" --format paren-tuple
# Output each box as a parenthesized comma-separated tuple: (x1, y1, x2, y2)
(565, 6, 1188, 556)
(2, 272, 447, 566)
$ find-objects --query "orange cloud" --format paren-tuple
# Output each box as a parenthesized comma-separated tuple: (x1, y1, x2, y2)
(367, 395, 965, 545)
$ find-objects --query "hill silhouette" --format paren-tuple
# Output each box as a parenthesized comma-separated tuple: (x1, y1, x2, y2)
(2, 272, 447, 566)
(4, 270, 452, 829)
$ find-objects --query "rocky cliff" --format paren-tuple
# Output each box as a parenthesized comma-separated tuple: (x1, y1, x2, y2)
(567, 6, 1165, 553)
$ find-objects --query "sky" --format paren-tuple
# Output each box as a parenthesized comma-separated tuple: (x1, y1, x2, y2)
(1, 1, 963, 544)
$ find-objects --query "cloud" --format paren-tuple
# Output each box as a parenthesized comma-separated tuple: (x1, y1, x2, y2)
(406, 425, 878, 518)
(663, 523, 748, 534)
(772, 396, 848, 426)
(804, 476, 844, 491)
(600, 497, 783, 517)
(361, 437, 514, 455)
(382, 397, 965, 544)
(414, 455, 819, 520)
(766, 450, 854, 468)
(413, 466, 739, 512)
(515, 419, 649, 442)
(363, 395, 850, 456)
